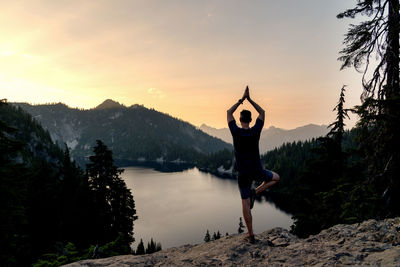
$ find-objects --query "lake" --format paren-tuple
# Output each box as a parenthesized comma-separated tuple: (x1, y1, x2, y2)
(121, 166, 293, 249)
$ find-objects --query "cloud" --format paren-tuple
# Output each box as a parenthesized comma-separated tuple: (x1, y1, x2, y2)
(147, 88, 166, 99)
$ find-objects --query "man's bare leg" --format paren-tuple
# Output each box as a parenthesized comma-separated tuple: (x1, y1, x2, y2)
(241, 198, 253, 236)
(255, 171, 280, 195)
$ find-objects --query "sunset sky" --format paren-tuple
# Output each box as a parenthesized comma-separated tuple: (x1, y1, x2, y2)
(1, 0, 364, 129)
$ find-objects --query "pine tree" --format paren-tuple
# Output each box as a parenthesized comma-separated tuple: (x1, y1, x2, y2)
(135, 239, 145, 255)
(338, 0, 400, 215)
(204, 230, 211, 242)
(146, 238, 157, 254)
(327, 86, 350, 145)
(212, 232, 217, 241)
(238, 217, 245, 234)
(86, 140, 138, 248)
(150, 238, 156, 253)
(146, 241, 151, 254)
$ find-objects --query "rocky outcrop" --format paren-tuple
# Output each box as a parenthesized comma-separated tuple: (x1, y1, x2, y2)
(65, 217, 400, 267)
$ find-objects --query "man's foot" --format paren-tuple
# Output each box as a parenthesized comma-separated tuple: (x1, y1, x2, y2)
(250, 189, 256, 209)
(244, 235, 256, 244)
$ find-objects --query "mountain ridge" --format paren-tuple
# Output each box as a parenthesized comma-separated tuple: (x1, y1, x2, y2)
(200, 123, 329, 153)
(13, 100, 232, 166)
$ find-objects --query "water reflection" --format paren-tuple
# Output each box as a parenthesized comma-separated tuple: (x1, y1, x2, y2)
(121, 167, 293, 249)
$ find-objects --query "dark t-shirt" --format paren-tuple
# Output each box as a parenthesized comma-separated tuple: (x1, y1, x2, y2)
(228, 118, 264, 175)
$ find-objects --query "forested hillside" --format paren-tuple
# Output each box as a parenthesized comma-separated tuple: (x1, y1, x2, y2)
(14, 99, 232, 165)
(261, 126, 367, 237)
(0, 100, 137, 266)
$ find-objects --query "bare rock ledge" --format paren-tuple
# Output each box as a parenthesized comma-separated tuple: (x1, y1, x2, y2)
(64, 217, 400, 267)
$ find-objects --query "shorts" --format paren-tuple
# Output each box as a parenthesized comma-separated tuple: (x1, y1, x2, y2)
(237, 169, 274, 199)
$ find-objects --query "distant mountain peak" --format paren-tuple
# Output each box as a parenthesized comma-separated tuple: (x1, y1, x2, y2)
(200, 122, 329, 153)
(95, 99, 125, 110)
(129, 104, 144, 109)
(199, 123, 214, 130)
(297, 123, 328, 129)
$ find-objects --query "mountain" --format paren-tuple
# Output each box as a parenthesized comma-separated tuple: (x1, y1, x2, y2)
(13, 100, 232, 165)
(0, 101, 64, 167)
(200, 123, 329, 154)
(199, 124, 233, 146)
(95, 99, 125, 110)
(0, 101, 67, 265)
(65, 217, 400, 266)
(1, 100, 139, 266)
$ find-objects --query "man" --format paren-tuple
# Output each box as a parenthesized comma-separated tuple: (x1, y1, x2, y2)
(227, 86, 280, 244)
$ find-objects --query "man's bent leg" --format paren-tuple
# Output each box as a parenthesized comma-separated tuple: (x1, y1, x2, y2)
(241, 198, 253, 236)
(255, 171, 280, 195)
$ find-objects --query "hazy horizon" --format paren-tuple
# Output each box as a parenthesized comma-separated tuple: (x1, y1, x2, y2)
(13, 98, 331, 131)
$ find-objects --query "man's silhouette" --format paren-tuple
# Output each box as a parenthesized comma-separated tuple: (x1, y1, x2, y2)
(227, 86, 280, 244)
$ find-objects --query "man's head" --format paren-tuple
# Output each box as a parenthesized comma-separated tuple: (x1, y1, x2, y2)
(240, 110, 252, 125)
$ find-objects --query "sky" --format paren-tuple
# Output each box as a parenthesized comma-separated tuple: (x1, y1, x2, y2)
(1, 0, 365, 129)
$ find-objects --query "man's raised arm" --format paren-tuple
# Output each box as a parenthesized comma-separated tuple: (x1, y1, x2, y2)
(247, 92, 265, 121)
(227, 88, 248, 123)
(227, 99, 244, 123)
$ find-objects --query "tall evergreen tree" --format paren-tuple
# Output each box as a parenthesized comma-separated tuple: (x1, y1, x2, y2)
(86, 140, 137, 249)
(338, 0, 400, 215)
(327, 86, 350, 145)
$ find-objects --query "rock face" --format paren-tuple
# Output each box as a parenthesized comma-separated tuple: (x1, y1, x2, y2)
(65, 217, 400, 267)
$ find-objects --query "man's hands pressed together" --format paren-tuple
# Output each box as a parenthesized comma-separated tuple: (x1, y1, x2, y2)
(227, 85, 265, 122)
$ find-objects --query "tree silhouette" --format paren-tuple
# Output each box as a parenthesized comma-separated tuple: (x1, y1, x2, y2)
(212, 232, 217, 240)
(204, 230, 211, 242)
(146, 238, 157, 254)
(212, 231, 221, 241)
(135, 239, 145, 255)
(327, 86, 350, 145)
(338, 0, 400, 215)
(86, 140, 138, 249)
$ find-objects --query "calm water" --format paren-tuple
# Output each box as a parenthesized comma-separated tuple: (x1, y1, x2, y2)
(121, 166, 293, 249)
